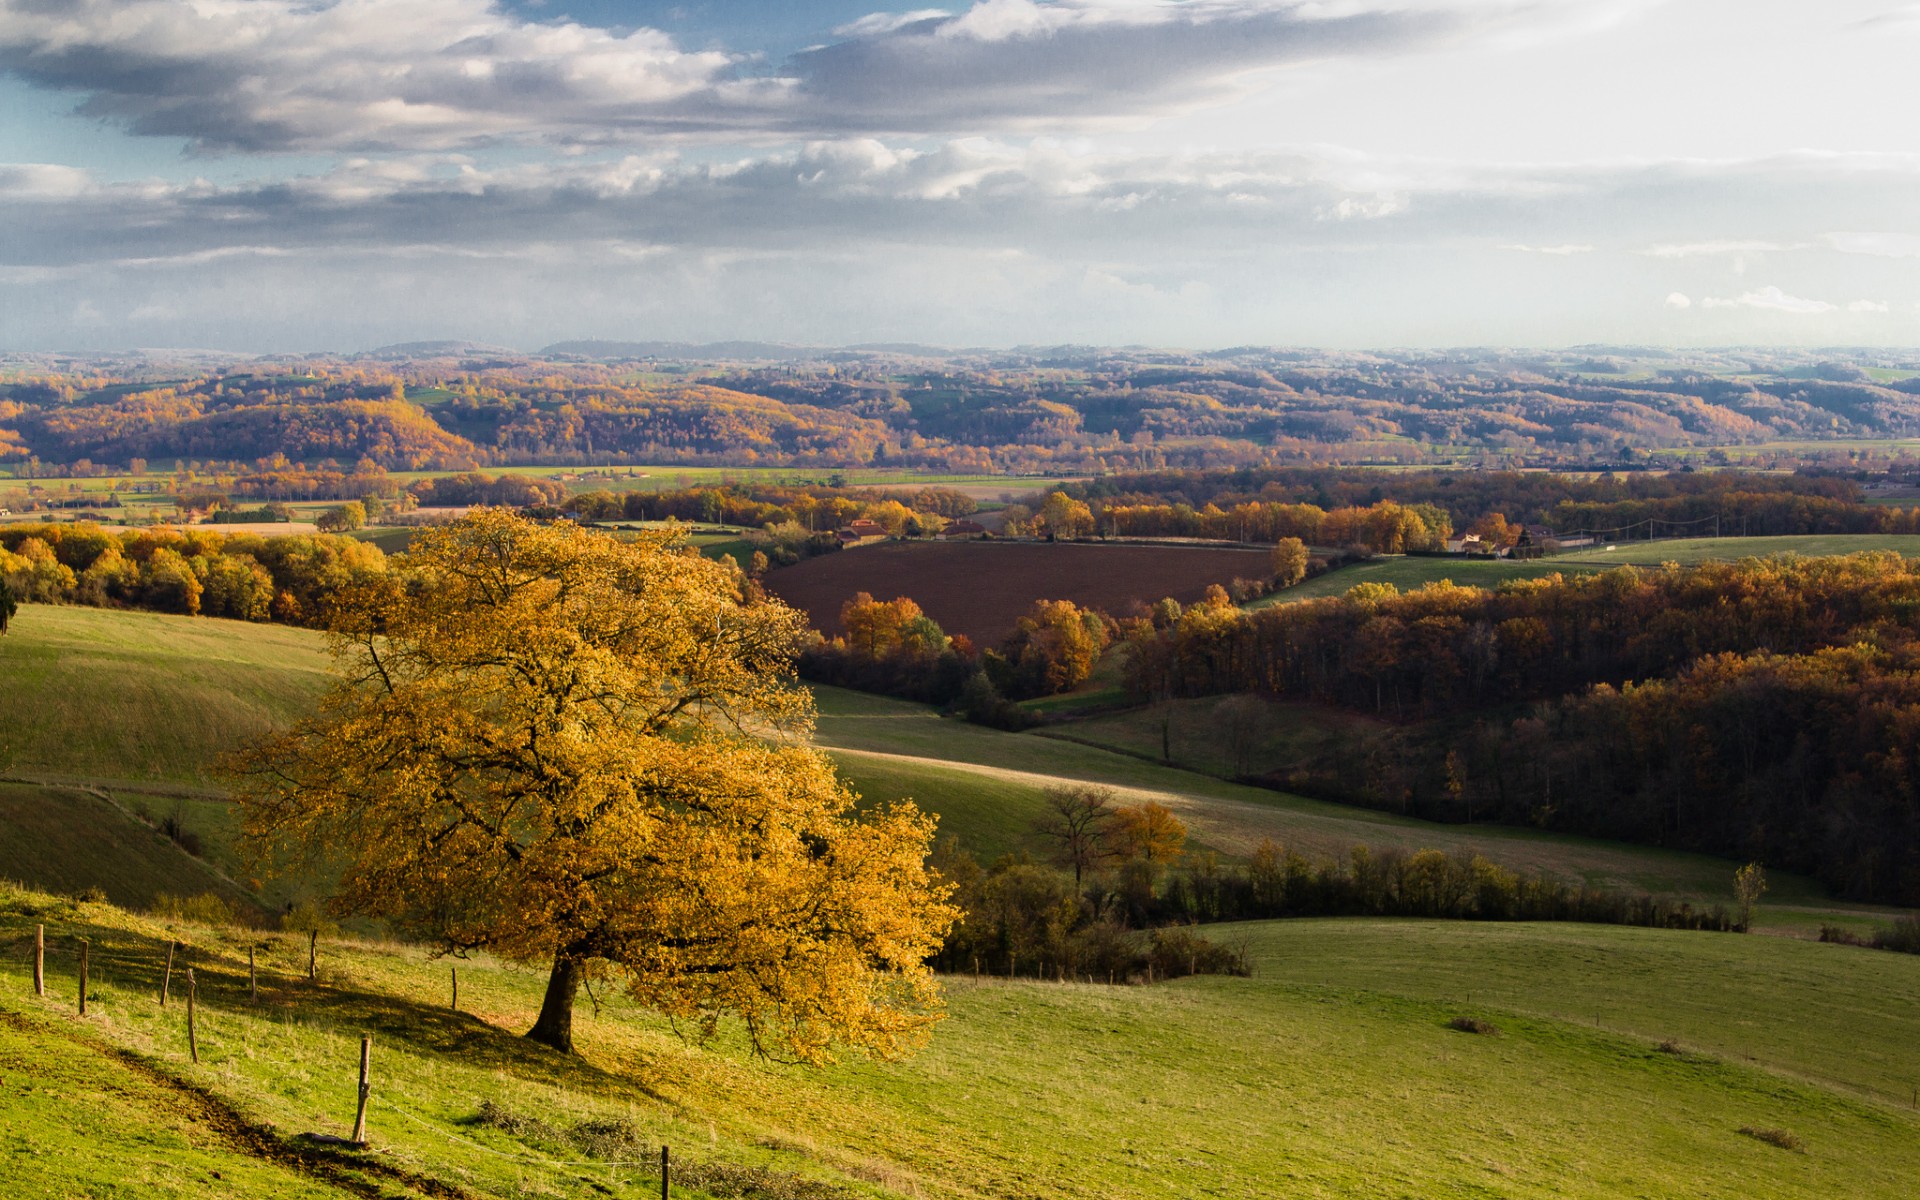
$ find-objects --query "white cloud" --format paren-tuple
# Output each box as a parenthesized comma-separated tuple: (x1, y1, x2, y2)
(1826, 231, 1920, 258)
(1701, 285, 1835, 314)
(1848, 299, 1890, 313)
(0, 0, 1654, 151)
(1501, 243, 1594, 255)
(1641, 239, 1788, 258)
(1664, 291, 1691, 309)
(0, 162, 97, 199)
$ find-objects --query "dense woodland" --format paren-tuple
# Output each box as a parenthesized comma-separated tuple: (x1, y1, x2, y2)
(8, 347, 1920, 475)
(1121, 557, 1920, 904)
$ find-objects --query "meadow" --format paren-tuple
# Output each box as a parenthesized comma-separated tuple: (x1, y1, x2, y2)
(4, 888, 1917, 1199)
(1248, 533, 1920, 608)
(3, 603, 1919, 1196)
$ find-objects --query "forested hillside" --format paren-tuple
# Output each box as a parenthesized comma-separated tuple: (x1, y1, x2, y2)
(6, 346, 1920, 474)
(1123, 556, 1920, 904)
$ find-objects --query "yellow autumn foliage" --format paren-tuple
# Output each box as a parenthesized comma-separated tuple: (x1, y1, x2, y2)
(232, 509, 955, 1059)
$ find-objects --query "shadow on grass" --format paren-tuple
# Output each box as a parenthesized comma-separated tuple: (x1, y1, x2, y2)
(0, 899, 673, 1106)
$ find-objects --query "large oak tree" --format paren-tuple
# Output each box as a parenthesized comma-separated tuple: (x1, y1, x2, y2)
(234, 510, 954, 1057)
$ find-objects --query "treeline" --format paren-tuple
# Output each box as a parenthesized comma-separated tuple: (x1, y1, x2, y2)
(0, 522, 385, 623)
(409, 472, 567, 507)
(1054, 467, 1883, 540)
(1094, 498, 1454, 550)
(1123, 554, 1920, 715)
(562, 481, 976, 531)
(932, 785, 1740, 983)
(799, 592, 1117, 726)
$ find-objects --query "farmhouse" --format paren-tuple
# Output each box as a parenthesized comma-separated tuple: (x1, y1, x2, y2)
(941, 519, 988, 538)
(836, 518, 889, 546)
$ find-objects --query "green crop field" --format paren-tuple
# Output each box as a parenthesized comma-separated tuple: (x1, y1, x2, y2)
(3, 889, 1917, 1199)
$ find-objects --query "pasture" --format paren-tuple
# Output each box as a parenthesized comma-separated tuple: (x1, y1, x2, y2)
(4, 889, 1918, 1199)
(1, 607, 1918, 1195)
(0, 606, 1892, 929)
(765, 540, 1274, 645)
(1249, 533, 1920, 608)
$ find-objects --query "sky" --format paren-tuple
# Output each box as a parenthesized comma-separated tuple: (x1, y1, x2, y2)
(3, 0, 1920, 352)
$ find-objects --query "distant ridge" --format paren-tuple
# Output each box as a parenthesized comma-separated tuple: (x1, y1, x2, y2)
(358, 339, 522, 359)
(540, 339, 818, 361)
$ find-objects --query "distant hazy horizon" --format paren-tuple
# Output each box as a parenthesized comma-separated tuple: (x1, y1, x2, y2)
(5, 1, 1920, 351)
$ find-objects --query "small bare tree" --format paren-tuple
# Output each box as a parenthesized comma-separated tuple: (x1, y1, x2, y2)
(1734, 862, 1768, 932)
(1032, 785, 1118, 886)
(1215, 694, 1267, 778)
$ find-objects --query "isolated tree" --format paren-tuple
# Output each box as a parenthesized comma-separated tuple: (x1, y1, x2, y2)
(1270, 537, 1309, 588)
(1112, 802, 1187, 870)
(315, 501, 365, 533)
(1215, 694, 1267, 777)
(1031, 784, 1117, 886)
(1734, 862, 1768, 932)
(0, 576, 14, 634)
(233, 510, 955, 1057)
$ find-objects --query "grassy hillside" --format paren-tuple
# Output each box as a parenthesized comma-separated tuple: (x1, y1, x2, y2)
(0, 605, 1898, 931)
(5, 888, 1918, 1199)
(1249, 534, 1920, 608)
(1555, 533, 1920, 566)
(813, 687, 1896, 931)
(0, 604, 332, 787)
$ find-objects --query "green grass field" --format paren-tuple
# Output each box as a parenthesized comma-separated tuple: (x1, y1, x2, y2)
(1247, 534, 1920, 608)
(1554, 533, 1920, 566)
(0, 605, 1899, 931)
(812, 688, 1898, 930)
(4, 889, 1918, 1199)
(0, 605, 332, 787)
(1247, 556, 1586, 606)
(1, 602, 1919, 1195)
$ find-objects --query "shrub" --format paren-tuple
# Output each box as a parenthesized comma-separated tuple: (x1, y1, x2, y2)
(1147, 925, 1250, 979)
(1871, 914, 1920, 955)
(157, 802, 203, 857)
(1447, 1016, 1497, 1035)
(1738, 1126, 1803, 1152)
(152, 891, 241, 926)
(74, 885, 109, 905)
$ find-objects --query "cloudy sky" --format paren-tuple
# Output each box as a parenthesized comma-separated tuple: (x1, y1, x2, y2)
(3, 0, 1919, 352)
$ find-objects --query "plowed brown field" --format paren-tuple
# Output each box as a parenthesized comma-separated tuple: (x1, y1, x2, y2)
(763, 539, 1273, 645)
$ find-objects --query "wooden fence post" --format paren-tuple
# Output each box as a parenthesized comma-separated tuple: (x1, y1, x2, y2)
(308, 930, 318, 981)
(351, 1035, 371, 1145)
(186, 968, 199, 1064)
(162, 941, 175, 1006)
(450, 964, 458, 1012)
(660, 1144, 670, 1199)
(78, 939, 89, 1015)
(33, 924, 43, 997)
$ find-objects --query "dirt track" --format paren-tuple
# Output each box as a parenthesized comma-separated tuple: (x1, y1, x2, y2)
(764, 539, 1272, 645)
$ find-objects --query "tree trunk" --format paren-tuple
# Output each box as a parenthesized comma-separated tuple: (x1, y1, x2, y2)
(526, 954, 582, 1053)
